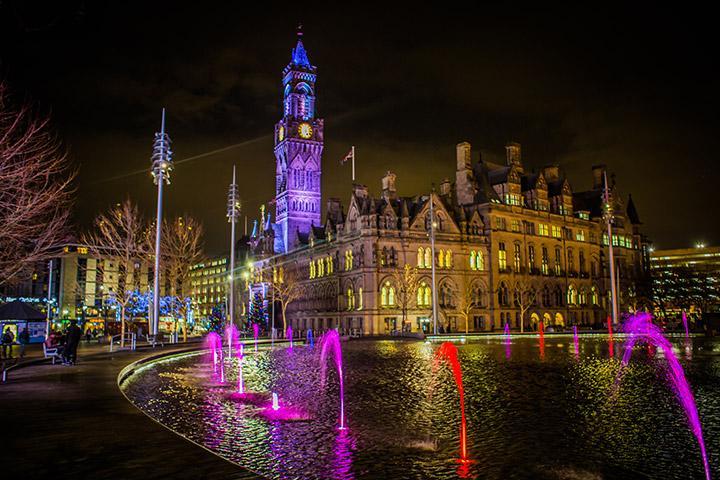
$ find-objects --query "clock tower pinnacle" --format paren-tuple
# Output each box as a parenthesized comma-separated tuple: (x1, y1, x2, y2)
(273, 29, 323, 253)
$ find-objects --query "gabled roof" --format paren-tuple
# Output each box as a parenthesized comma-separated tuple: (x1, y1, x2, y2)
(626, 194, 641, 224)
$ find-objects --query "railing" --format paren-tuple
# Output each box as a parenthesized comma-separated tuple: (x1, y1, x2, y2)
(109, 333, 136, 352)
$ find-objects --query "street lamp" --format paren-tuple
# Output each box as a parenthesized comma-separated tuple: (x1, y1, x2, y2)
(602, 171, 618, 326)
(227, 165, 241, 329)
(150, 108, 173, 336)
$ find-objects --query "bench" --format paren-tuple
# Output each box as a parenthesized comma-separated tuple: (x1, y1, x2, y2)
(43, 343, 63, 364)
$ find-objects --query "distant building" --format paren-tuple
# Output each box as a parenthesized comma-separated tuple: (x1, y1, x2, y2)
(245, 32, 649, 335)
(190, 256, 228, 319)
(650, 246, 720, 319)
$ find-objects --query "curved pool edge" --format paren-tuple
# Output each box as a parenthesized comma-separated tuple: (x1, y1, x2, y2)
(116, 346, 265, 480)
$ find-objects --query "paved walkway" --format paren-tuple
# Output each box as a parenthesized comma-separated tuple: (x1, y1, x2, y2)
(2, 344, 260, 479)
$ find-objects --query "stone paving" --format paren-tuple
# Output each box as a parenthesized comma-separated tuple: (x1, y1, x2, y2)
(2, 344, 260, 479)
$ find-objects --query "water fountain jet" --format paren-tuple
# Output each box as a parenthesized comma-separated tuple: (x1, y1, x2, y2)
(433, 342, 468, 460)
(619, 313, 711, 480)
(320, 330, 346, 430)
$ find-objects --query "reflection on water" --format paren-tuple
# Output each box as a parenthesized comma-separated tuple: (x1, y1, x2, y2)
(121, 336, 720, 479)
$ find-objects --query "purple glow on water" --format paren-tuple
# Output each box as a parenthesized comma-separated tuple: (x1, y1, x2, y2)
(620, 313, 711, 480)
(320, 330, 346, 430)
(287, 325, 293, 349)
(272, 392, 280, 411)
(307, 329, 314, 348)
(682, 310, 690, 339)
(573, 325, 579, 359)
(503, 323, 511, 359)
(253, 323, 259, 352)
(206, 332, 222, 373)
(225, 323, 239, 358)
(237, 359, 244, 394)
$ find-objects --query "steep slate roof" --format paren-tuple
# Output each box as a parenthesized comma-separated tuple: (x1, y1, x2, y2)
(521, 173, 540, 191)
(626, 194, 641, 224)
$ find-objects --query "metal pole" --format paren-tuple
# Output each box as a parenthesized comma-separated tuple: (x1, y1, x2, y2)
(271, 281, 275, 346)
(229, 166, 237, 329)
(351, 145, 356, 182)
(45, 259, 53, 338)
(429, 191, 439, 335)
(153, 174, 163, 336)
(604, 171, 619, 325)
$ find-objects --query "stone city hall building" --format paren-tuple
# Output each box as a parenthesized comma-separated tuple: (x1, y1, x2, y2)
(247, 32, 648, 335)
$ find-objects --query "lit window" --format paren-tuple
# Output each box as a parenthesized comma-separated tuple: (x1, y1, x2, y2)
(470, 251, 477, 270)
(498, 243, 507, 270)
(576, 230, 585, 242)
(538, 224, 549, 236)
(551, 226, 562, 238)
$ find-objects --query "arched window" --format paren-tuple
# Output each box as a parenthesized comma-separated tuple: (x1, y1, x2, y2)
(309, 261, 315, 279)
(424, 248, 432, 269)
(438, 250, 445, 268)
(498, 282, 509, 306)
(381, 284, 388, 306)
(417, 282, 431, 307)
(567, 285, 577, 305)
(476, 251, 484, 270)
(446, 250, 453, 268)
(591, 286, 599, 305)
(346, 287, 355, 310)
(554, 286, 564, 306)
(470, 251, 477, 270)
(578, 288, 587, 305)
(388, 285, 395, 306)
(472, 285, 485, 307)
(542, 286, 551, 307)
(417, 247, 424, 268)
(357, 287, 363, 310)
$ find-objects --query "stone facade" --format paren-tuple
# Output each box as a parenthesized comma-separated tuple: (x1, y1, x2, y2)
(247, 34, 647, 335)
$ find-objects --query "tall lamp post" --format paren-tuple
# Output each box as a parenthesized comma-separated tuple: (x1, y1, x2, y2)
(428, 190, 439, 335)
(150, 108, 173, 336)
(226, 165, 241, 328)
(602, 170, 618, 326)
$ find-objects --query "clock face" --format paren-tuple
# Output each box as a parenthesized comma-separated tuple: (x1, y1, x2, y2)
(278, 125, 285, 141)
(298, 123, 313, 139)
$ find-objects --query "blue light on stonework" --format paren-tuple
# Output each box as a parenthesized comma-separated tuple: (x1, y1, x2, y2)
(291, 39, 311, 67)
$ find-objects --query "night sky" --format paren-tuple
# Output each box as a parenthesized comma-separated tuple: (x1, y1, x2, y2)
(1, 3, 718, 254)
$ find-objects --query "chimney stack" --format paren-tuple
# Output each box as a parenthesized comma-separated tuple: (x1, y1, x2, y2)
(456, 142, 472, 171)
(542, 164, 560, 182)
(592, 164, 606, 190)
(505, 142, 522, 167)
(381, 171, 397, 201)
(439, 178, 451, 196)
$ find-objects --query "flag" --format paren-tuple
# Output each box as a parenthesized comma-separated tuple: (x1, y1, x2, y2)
(340, 147, 354, 165)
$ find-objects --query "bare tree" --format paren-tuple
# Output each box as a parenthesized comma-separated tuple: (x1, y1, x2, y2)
(272, 265, 303, 333)
(391, 264, 421, 329)
(455, 280, 483, 334)
(513, 280, 538, 333)
(0, 82, 76, 286)
(162, 216, 204, 341)
(82, 199, 147, 346)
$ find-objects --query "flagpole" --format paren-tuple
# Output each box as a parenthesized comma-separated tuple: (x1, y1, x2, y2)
(351, 145, 356, 182)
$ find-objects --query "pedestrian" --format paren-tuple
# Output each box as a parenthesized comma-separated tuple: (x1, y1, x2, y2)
(85, 328, 92, 343)
(2, 327, 15, 359)
(18, 327, 30, 358)
(63, 319, 82, 365)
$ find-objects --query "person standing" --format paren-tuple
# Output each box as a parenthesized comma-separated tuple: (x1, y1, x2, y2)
(18, 327, 30, 358)
(63, 320, 82, 365)
(2, 327, 15, 359)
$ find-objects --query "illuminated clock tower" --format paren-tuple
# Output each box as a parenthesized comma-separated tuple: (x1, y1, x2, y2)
(274, 28, 324, 253)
